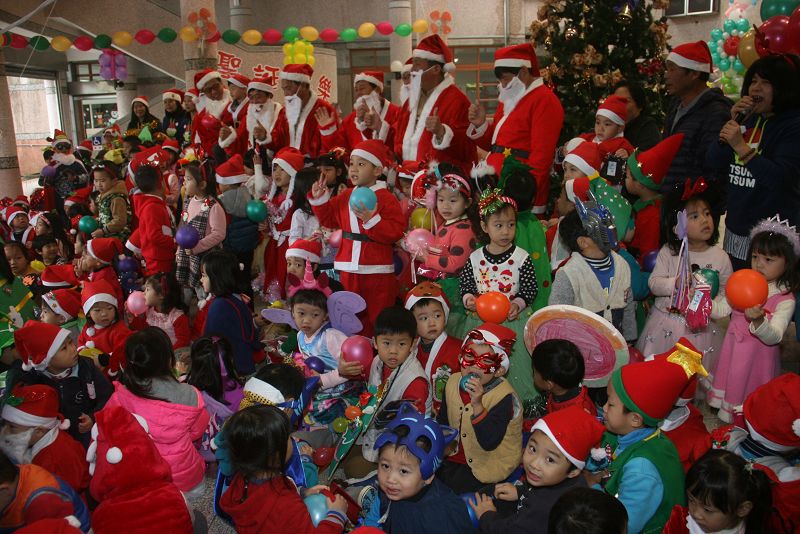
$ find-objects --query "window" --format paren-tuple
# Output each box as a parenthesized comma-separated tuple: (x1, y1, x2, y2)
(666, 0, 719, 17)
(452, 46, 499, 116)
(71, 62, 101, 82)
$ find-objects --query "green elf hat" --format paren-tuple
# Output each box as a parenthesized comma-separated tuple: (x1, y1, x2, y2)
(611, 337, 707, 427)
(565, 173, 632, 240)
(626, 133, 684, 191)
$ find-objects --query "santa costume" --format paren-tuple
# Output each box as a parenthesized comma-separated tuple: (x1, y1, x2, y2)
(1, 384, 90, 494)
(216, 73, 250, 157)
(394, 35, 475, 175)
(309, 140, 405, 335)
(131, 175, 177, 276)
(41, 288, 83, 339)
(5, 207, 36, 248)
(77, 279, 133, 377)
(576, 95, 636, 158)
(83, 237, 125, 309)
(467, 43, 563, 214)
(191, 69, 233, 154)
(245, 76, 283, 154)
(87, 406, 194, 533)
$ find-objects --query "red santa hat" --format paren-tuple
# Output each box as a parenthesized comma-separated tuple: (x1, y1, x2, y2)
(596, 95, 628, 126)
(41, 264, 79, 288)
(564, 141, 602, 178)
(270, 147, 305, 203)
(626, 133, 685, 191)
(564, 176, 591, 203)
(12, 195, 30, 208)
(128, 145, 165, 178)
(354, 71, 385, 91)
(667, 41, 713, 73)
(49, 129, 71, 148)
(493, 43, 540, 77)
(227, 73, 251, 89)
(647, 337, 700, 406)
(279, 63, 314, 84)
(81, 279, 119, 315)
(88, 406, 195, 531)
(285, 239, 322, 264)
(161, 138, 181, 153)
(743, 373, 800, 451)
(2, 384, 70, 430)
(215, 153, 248, 185)
(42, 289, 82, 321)
(247, 76, 274, 96)
(351, 139, 391, 170)
(162, 88, 184, 103)
(397, 160, 422, 181)
(462, 322, 516, 371)
(532, 406, 605, 469)
(64, 185, 93, 209)
(4, 206, 28, 226)
(126, 230, 142, 255)
(612, 340, 707, 426)
(186, 88, 200, 101)
(404, 281, 451, 321)
(76, 140, 93, 154)
(86, 237, 123, 265)
(131, 96, 149, 108)
(402, 57, 413, 73)
(13, 320, 72, 372)
(103, 124, 121, 139)
(414, 35, 455, 72)
(194, 68, 222, 91)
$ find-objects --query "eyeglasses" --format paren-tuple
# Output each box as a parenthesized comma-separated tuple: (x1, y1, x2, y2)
(54, 143, 71, 151)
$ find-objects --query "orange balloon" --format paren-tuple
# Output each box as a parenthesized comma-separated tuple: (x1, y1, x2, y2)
(725, 269, 768, 311)
(345, 405, 363, 420)
(475, 292, 511, 323)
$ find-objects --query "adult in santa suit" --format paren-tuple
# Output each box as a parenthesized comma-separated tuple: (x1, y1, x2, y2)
(246, 76, 283, 155)
(394, 35, 475, 174)
(398, 58, 412, 106)
(467, 43, 564, 215)
(191, 69, 233, 157)
(217, 73, 251, 158)
(316, 71, 401, 152)
(266, 63, 338, 159)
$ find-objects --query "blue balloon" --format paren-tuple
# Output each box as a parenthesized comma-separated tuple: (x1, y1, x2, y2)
(460, 373, 479, 392)
(736, 18, 750, 33)
(723, 19, 736, 33)
(349, 186, 377, 211)
(642, 250, 659, 272)
(710, 28, 723, 41)
(304, 493, 328, 526)
(718, 57, 731, 72)
(305, 356, 327, 374)
(460, 493, 481, 529)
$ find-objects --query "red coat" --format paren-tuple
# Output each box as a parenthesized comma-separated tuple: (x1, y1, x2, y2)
(469, 80, 563, 214)
(77, 320, 133, 378)
(630, 199, 661, 264)
(577, 132, 636, 159)
(218, 99, 250, 157)
(268, 96, 338, 158)
(321, 100, 401, 152)
(309, 182, 404, 274)
(662, 506, 690, 534)
(132, 194, 176, 276)
(546, 386, 597, 416)
(33, 429, 90, 493)
(417, 333, 461, 414)
(662, 404, 712, 473)
(394, 77, 475, 175)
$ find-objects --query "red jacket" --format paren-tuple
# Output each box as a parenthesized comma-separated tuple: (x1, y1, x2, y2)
(33, 429, 90, 494)
(217, 100, 250, 158)
(546, 386, 597, 416)
(268, 96, 338, 158)
(321, 100, 401, 152)
(78, 320, 133, 378)
(662, 404, 712, 473)
(630, 199, 662, 264)
(132, 194, 176, 276)
(577, 132, 636, 159)
(417, 333, 461, 414)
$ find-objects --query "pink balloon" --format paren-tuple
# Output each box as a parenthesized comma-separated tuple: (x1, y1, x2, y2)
(405, 229, 434, 255)
(127, 291, 148, 316)
(341, 335, 374, 375)
(328, 229, 342, 249)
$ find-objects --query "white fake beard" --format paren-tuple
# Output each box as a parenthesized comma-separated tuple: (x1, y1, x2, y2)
(247, 101, 275, 134)
(284, 95, 302, 125)
(498, 76, 526, 114)
(0, 427, 34, 464)
(355, 91, 382, 113)
(201, 89, 232, 119)
(408, 70, 423, 111)
(400, 84, 411, 105)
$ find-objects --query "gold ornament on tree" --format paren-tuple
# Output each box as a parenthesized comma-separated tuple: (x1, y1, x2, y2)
(616, 2, 633, 24)
(544, 35, 553, 50)
(565, 27, 578, 39)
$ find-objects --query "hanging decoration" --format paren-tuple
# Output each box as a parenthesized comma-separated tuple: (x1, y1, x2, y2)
(429, 11, 452, 34)
(99, 48, 127, 81)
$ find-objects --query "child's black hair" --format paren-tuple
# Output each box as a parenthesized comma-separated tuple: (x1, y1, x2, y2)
(502, 165, 537, 212)
(4, 241, 30, 261)
(200, 250, 239, 296)
(291, 168, 319, 216)
(741, 54, 800, 114)
(686, 450, 772, 533)
(749, 230, 800, 292)
(183, 160, 218, 199)
(225, 405, 291, 482)
(548, 487, 628, 534)
(144, 272, 187, 313)
(67, 202, 91, 219)
(42, 149, 54, 161)
(32, 233, 58, 252)
(288, 288, 328, 313)
(559, 209, 590, 254)
(661, 183, 720, 255)
(530, 339, 585, 390)
(123, 135, 141, 148)
(134, 165, 162, 194)
(121, 327, 177, 401)
(35, 212, 74, 260)
(252, 363, 305, 402)
(374, 306, 417, 339)
(91, 161, 120, 182)
(187, 335, 241, 403)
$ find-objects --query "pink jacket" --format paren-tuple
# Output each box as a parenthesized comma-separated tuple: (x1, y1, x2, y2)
(105, 382, 209, 491)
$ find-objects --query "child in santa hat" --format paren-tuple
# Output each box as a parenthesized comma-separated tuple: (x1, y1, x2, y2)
(77, 279, 133, 378)
(40, 264, 79, 290)
(40, 288, 84, 340)
(131, 164, 176, 276)
(0, 384, 89, 494)
(573, 95, 635, 159)
(5, 207, 35, 249)
(308, 139, 405, 335)
(9, 320, 112, 448)
(592, 342, 707, 534)
(470, 405, 606, 532)
(437, 322, 523, 494)
(78, 237, 125, 310)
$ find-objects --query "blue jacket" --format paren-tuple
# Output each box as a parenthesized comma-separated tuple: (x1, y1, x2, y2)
(380, 478, 476, 534)
(204, 295, 261, 375)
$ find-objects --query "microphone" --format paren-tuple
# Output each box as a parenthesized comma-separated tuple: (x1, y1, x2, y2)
(719, 96, 762, 145)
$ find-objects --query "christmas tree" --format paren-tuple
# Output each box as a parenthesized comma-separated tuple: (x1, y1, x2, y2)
(530, 0, 671, 142)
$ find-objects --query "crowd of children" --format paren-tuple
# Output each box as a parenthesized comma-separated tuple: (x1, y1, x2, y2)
(0, 40, 797, 534)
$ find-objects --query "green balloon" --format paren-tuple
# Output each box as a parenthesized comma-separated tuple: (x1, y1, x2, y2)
(341, 28, 357, 42)
(699, 269, 720, 299)
(94, 34, 112, 49)
(760, 0, 800, 20)
(29, 35, 50, 50)
(395, 23, 412, 37)
(283, 26, 300, 41)
(736, 18, 751, 32)
(157, 28, 177, 43)
(222, 29, 240, 44)
(332, 417, 349, 433)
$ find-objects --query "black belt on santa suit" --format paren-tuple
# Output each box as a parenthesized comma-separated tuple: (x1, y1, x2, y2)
(490, 145, 530, 159)
(343, 231, 373, 242)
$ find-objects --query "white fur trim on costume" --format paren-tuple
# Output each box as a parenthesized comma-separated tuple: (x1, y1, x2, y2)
(216, 172, 248, 185)
(350, 148, 383, 169)
(65, 516, 81, 528)
(793, 418, 800, 438)
(197, 70, 222, 90)
(564, 137, 585, 154)
(86, 341, 95, 348)
(247, 81, 273, 94)
(131, 97, 149, 108)
(666, 51, 711, 73)
(42, 293, 74, 321)
(82, 294, 118, 315)
(273, 158, 300, 179)
(354, 73, 384, 91)
(163, 91, 182, 103)
(413, 49, 445, 64)
(532, 419, 585, 469)
(430, 123, 454, 150)
(285, 248, 321, 264)
(218, 126, 238, 149)
(470, 160, 496, 180)
(106, 446, 123, 464)
(243, 377, 286, 404)
(279, 71, 311, 84)
(1, 404, 59, 429)
(596, 108, 625, 126)
(466, 120, 489, 140)
(308, 190, 331, 207)
(494, 58, 532, 69)
(563, 153, 596, 178)
(86, 240, 111, 265)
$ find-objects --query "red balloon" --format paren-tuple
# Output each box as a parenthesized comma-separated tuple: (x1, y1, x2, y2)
(73, 36, 94, 51)
(345, 405, 363, 420)
(10, 34, 28, 49)
(205, 30, 221, 43)
(475, 292, 511, 324)
(341, 335, 374, 375)
(312, 447, 334, 467)
(723, 36, 741, 56)
(376, 22, 394, 35)
(320, 28, 339, 42)
(262, 28, 282, 44)
(755, 16, 793, 56)
(135, 29, 156, 45)
(788, 6, 800, 54)
(726, 269, 769, 311)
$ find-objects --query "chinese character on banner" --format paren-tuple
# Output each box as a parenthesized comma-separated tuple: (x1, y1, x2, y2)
(251, 64, 280, 88)
(317, 75, 333, 101)
(217, 51, 242, 78)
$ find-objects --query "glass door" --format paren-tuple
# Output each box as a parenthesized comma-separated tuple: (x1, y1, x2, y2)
(76, 97, 118, 140)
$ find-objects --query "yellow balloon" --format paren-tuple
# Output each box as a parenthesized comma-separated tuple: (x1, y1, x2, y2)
(241, 29, 262, 45)
(412, 19, 429, 33)
(179, 26, 198, 42)
(294, 52, 307, 64)
(293, 40, 307, 54)
(306, 43, 314, 55)
(308, 55, 316, 67)
(410, 207, 433, 230)
(283, 42, 293, 56)
(112, 30, 133, 47)
(283, 55, 293, 66)
(299, 26, 319, 42)
(358, 22, 376, 39)
(738, 30, 759, 69)
(50, 35, 72, 52)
